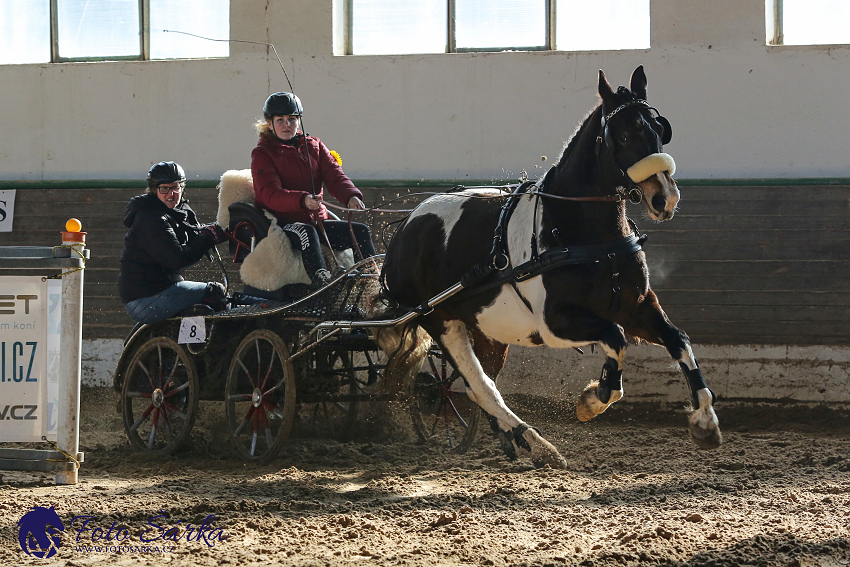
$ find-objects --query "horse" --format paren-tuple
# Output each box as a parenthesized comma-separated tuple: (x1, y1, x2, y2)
(378, 66, 722, 468)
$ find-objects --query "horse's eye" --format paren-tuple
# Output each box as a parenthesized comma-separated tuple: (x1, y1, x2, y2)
(618, 133, 629, 144)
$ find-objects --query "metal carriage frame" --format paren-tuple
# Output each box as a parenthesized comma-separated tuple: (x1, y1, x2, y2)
(112, 257, 483, 462)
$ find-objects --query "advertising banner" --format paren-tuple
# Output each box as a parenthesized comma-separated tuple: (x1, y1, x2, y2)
(0, 276, 56, 442)
(0, 189, 15, 232)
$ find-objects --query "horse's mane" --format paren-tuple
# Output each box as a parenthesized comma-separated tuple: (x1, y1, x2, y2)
(556, 103, 602, 167)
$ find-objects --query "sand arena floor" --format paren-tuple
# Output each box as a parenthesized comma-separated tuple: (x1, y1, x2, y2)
(1, 388, 849, 566)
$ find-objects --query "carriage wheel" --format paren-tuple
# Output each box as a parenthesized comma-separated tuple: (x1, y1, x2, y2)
(225, 329, 296, 461)
(409, 348, 481, 453)
(121, 337, 199, 455)
(294, 349, 361, 441)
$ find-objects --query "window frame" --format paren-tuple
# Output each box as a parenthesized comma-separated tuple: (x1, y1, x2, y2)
(40, 0, 228, 63)
(767, 0, 850, 46)
(767, 0, 783, 45)
(49, 0, 146, 62)
(343, 0, 557, 55)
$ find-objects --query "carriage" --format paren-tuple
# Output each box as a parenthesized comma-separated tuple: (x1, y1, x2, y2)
(114, 66, 722, 467)
(112, 200, 481, 461)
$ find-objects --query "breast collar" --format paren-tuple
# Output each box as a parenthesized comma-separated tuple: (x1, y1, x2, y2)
(457, 177, 647, 299)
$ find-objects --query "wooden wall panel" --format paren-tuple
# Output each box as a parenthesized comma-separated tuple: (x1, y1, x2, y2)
(4, 183, 847, 345)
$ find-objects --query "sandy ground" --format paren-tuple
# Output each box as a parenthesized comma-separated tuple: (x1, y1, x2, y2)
(1, 388, 850, 567)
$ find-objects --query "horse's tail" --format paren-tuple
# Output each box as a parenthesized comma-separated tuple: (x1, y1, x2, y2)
(376, 322, 432, 396)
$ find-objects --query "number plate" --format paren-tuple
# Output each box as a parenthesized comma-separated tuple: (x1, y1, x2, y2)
(178, 316, 206, 344)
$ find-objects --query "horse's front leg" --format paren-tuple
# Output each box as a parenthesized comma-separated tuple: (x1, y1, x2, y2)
(542, 306, 629, 422)
(576, 342, 627, 422)
(625, 291, 723, 450)
(433, 319, 568, 469)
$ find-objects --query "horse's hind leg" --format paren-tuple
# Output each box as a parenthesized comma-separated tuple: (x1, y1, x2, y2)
(625, 291, 722, 450)
(470, 328, 509, 378)
(435, 319, 568, 469)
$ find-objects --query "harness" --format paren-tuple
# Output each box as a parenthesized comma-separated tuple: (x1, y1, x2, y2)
(382, 90, 670, 315)
(458, 172, 647, 307)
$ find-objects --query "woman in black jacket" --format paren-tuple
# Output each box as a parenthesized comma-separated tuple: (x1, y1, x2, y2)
(119, 161, 227, 324)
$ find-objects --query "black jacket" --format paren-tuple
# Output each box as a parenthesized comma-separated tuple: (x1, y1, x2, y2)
(118, 192, 215, 303)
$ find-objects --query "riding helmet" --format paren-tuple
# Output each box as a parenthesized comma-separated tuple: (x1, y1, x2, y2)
(147, 161, 186, 190)
(263, 92, 303, 119)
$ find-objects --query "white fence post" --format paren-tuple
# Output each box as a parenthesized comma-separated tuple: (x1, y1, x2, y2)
(55, 233, 86, 485)
(0, 224, 87, 485)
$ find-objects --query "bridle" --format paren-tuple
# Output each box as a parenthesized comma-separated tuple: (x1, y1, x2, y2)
(593, 90, 673, 205)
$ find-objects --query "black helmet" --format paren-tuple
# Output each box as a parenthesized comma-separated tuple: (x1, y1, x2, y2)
(147, 161, 186, 190)
(263, 92, 303, 119)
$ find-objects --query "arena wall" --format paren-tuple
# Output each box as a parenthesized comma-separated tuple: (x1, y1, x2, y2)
(1, 1, 849, 182)
(1, 0, 848, 403)
(3, 181, 847, 404)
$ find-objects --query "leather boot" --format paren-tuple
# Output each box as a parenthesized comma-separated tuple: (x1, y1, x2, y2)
(202, 282, 228, 311)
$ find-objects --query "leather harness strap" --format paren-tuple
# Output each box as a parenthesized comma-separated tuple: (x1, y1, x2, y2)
(456, 175, 647, 304)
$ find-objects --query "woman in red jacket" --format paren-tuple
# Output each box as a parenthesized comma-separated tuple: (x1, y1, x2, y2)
(251, 92, 376, 287)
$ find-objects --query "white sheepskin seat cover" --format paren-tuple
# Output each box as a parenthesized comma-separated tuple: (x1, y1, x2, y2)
(626, 153, 676, 183)
(240, 217, 312, 289)
(217, 169, 255, 227)
(240, 222, 357, 290)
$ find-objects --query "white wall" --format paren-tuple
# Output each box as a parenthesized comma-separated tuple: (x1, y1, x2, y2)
(1, 0, 849, 182)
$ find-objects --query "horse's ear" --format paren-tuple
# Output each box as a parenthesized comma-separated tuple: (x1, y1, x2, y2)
(630, 65, 647, 99)
(598, 69, 614, 102)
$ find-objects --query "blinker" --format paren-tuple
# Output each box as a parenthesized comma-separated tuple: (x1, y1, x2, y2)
(657, 115, 672, 145)
(601, 98, 672, 146)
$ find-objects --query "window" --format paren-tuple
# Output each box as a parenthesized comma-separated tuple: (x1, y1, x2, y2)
(768, 0, 850, 45)
(0, 0, 51, 64)
(345, 0, 649, 55)
(0, 0, 229, 65)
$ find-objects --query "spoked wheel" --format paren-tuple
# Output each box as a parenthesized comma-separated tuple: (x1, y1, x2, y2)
(121, 337, 199, 455)
(295, 349, 361, 441)
(410, 348, 481, 453)
(225, 329, 297, 461)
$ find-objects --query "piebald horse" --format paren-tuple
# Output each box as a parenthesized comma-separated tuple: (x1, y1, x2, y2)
(379, 66, 722, 467)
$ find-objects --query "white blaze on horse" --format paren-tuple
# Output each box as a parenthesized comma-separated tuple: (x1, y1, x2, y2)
(378, 66, 722, 468)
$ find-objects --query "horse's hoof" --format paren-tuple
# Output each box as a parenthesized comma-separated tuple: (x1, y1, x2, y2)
(576, 381, 622, 422)
(576, 381, 601, 422)
(524, 429, 568, 469)
(687, 406, 723, 450)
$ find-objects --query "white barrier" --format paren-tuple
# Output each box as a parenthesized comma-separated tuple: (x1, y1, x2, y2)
(0, 233, 87, 485)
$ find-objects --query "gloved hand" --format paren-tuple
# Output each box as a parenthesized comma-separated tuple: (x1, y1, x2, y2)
(347, 196, 366, 211)
(200, 223, 228, 244)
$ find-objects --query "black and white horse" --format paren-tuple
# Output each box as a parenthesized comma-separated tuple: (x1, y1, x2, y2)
(379, 66, 722, 468)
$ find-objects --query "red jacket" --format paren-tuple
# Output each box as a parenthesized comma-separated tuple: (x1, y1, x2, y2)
(251, 134, 362, 224)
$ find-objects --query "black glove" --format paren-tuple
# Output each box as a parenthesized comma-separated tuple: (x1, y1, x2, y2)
(200, 223, 228, 244)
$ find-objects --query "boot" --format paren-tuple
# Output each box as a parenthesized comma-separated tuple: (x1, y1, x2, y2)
(310, 269, 333, 289)
(202, 282, 228, 311)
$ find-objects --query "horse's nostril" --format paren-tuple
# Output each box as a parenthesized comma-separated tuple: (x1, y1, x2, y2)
(651, 194, 666, 212)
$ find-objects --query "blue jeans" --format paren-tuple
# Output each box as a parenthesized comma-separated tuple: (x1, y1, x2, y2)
(125, 281, 207, 324)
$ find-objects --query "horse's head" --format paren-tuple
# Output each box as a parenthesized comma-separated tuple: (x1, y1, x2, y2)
(598, 66, 679, 221)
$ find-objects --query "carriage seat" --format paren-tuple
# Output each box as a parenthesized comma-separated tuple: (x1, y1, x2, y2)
(217, 169, 354, 298)
(227, 201, 271, 263)
(218, 170, 312, 292)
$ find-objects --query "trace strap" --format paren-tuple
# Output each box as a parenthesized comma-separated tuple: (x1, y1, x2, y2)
(459, 232, 645, 302)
